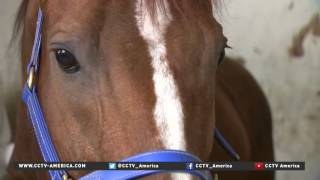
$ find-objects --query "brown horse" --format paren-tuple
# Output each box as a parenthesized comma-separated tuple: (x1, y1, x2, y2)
(7, 0, 274, 179)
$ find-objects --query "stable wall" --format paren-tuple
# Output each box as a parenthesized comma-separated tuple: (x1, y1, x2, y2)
(220, 0, 320, 180)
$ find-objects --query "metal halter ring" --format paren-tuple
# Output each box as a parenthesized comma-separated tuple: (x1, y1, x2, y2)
(62, 174, 72, 180)
(27, 66, 35, 89)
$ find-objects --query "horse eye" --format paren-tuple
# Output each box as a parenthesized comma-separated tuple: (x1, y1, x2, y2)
(55, 49, 80, 73)
(218, 49, 225, 65)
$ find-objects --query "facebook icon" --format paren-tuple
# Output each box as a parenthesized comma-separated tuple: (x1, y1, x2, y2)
(186, 163, 194, 170)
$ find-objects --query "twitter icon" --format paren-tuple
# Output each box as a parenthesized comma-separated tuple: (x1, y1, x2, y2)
(109, 163, 117, 170)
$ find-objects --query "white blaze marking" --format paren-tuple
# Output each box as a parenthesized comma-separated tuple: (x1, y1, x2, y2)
(135, 0, 186, 150)
(135, 1, 191, 179)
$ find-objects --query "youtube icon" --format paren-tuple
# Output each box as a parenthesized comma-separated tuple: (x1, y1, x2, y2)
(255, 162, 265, 170)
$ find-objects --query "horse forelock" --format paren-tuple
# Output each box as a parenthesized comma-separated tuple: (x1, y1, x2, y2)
(12, 0, 220, 45)
(141, 0, 219, 23)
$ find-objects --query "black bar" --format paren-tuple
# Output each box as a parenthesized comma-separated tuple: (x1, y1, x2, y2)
(15, 161, 305, 171)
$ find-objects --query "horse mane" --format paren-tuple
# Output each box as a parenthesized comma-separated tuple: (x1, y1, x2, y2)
(11, 0, 29, 46)
(11, 0, 219, 45)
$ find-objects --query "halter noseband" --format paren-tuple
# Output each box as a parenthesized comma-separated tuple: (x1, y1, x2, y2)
(22, 8, 238, 180)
